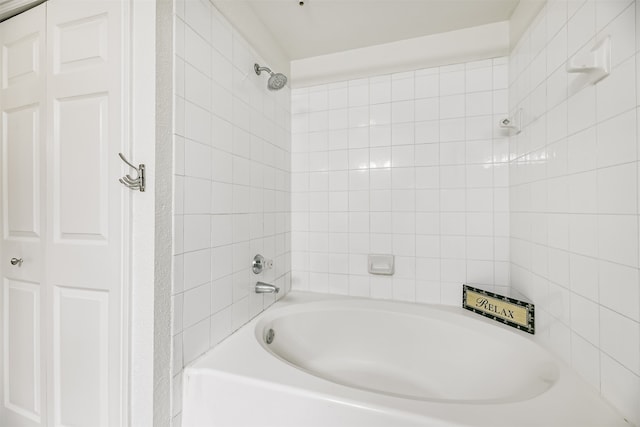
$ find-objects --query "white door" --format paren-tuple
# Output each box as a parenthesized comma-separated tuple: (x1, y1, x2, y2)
(0, 0, 130, 425)
(0, 4, 47, 426)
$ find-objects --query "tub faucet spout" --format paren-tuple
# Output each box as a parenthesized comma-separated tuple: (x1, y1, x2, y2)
(255, 281, 279, 294)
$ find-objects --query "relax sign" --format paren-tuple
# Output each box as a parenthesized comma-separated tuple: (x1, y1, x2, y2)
(462, 285, 535, 334)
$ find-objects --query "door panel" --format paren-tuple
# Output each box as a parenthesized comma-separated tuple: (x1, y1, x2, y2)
(53, 93, 109, 242)
(46, 1, 125, 426)
(3, 279, 41, 423)
(53, 286, 108, 427)
(2, 31, 41, 89)
(3, 104, 41, 239)
(0, 5, 46, 426)
(0, 0, 129, 425)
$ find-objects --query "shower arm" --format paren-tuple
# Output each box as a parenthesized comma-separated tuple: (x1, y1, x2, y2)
(254, 64, 273, 76)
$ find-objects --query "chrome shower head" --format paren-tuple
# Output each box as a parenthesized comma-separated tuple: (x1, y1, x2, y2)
(254, 63, 288, 91)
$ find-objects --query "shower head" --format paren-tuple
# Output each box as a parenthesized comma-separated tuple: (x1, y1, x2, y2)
(254, 63, 288, 91)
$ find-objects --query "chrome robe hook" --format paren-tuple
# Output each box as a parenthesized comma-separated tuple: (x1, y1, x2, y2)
(119, 153, 145, 192)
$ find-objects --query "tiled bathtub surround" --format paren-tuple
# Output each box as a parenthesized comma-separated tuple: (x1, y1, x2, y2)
(171, 0, 291, 423)
(509, 0, 640, 424)
(291, 59, 510, 305)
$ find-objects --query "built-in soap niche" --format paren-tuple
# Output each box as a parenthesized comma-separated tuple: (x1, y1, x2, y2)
(367, 254, 395, 276)
(462, 284, 535, 334)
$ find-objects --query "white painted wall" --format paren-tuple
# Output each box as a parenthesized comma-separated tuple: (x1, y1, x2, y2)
(509, 0, 640, 424)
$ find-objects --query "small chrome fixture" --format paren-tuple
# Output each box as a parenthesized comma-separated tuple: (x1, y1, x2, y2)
(255, 282, 279, 294)
(10, 257, 23, 267)
(254, 63, 288, 91)
(118, 152, 145, 192)
(252, 254, 273, 274)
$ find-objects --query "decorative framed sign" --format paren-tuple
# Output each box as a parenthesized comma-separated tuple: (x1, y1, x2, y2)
(462, 285, 535, 334)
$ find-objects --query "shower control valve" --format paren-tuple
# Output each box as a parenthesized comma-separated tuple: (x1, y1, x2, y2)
(252, 254, 273, 274)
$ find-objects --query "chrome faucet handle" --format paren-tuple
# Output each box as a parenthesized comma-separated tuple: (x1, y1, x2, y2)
(253, 254, 265, 274)
(252, 254, 273, 274)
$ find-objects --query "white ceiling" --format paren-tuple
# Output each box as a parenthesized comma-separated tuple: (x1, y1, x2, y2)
(212, 0, 521, 61)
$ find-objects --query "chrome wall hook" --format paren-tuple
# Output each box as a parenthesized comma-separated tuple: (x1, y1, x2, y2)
(118, 153, 145, 192)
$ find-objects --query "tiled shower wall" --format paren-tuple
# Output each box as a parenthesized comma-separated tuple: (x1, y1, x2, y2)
(509, 0, 640, 424)
(290, 59, 511, 304)
(171, 0, 291, 423)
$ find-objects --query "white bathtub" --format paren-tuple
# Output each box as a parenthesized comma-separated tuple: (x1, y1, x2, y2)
(182, 292, 629, 427)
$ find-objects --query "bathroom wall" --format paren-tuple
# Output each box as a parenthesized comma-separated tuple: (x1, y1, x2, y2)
(291, 58, 510, 305)
(509, 0, 640, 424)
(171, 0, 291, 424)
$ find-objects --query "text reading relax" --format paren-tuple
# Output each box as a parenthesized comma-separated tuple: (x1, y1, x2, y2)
(475, 298, 515, 319)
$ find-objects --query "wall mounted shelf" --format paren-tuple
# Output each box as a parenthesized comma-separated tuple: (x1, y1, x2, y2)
(566, 37, 611, 85)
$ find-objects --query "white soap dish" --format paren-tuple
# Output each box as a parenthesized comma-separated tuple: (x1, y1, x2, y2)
(368, 254, 395, 276)
(566, 36, 611, 85)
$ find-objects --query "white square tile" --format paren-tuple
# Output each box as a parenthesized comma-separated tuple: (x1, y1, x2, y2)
(415, 120, 439, 144)
(596, 56, 636, 122)
(370, 75, 392, 104)
(598, 214, 638, 267)
(348, 106, 369, 128)
(569, 214, 598, 257)
(569, 254, 599, 301)
(599, 2, 636, 67)
(348, 148, 369, 170)
(466, 91, 493, 117)
(571, 293, 600, 345)
(415, 98, 439, 122)
(370, 125, 392, 147)
(184, 249, 211, 290)
(439, 70, 465, 95)
(309, 88, 328, 112)
(599, 260, 640, 321)
(328, 109, 348, 130)
(182, 318, 209, 365)
(370, 147, 391, 170)
(391, 123, 414, 146)
(600, 307, 640, 374)
(348, 82, 369, 107)
(184, 215, 211, 252)
(596, 109, 637, 169)
(391, 101, 415, 123)
(440, 95, 465, 119)
(415, 73, 439, 99)
(568, 0, 596, 55)
(370, 103, 391, 125)
(466, 67, 492, 92)
(597, 163, 637, 214)
(348, 127, 369, 149)
(571, 332, 600, 389)
(416, 189, 440, 212)
(185, 102, 213, 146)
(416, 235, 440, 258)
(391, 75, 415, 101)
(600, 353, 640, 426)
(567, 86, 595, 134)
(184, 26, 211, 76)
(391, 145, 415, 167)
(183, 282, 211, 328)
(441, 118, 466, 142)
